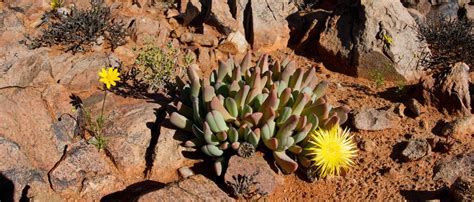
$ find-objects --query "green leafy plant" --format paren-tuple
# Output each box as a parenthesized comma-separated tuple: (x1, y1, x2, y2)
(370, 69, 385, 89)
(124, 42, 193, 94)
(50, 0, 64, 10)
(169, 53, 350, 175)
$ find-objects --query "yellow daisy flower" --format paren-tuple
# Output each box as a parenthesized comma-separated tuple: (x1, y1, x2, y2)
(98, 67, 121, 89)
(305, 126, 357, 178)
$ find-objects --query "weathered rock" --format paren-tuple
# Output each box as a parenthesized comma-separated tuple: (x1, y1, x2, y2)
(0, 49, 54, 88)
(419, 62, 471, 115)
(225, 155, 284, 198)
(180, 32, 218, 47)
(207, 0, 239, 35)
(218, 31, 249, 54)
(48, 141, 122, 197)
(400, 139, 431, 161)
(441, 115, 474, 139)
(406, 98, 423, 117)
(105, 103, 161, 181)
(316, 0, 426, 82)
(139, 174, 233, 201)
(357, 137, 376, 152)
(352, 108, 398, 131)
(401, 0, 431, 15)
(149, 126, 199, 183)
(0, 137, 45, 201)
(427, 0, 460, 19)
(248, 0, 297, 52)
(179, 0, 202, 25)
(0, 88, 62, 170)
(450, 175, 474, 202)
(433, 152, 473, 184)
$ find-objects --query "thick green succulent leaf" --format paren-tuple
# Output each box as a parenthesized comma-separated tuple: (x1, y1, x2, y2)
(205, 111, 229, 133)
(175, 101, 193, 119)
(278, 88, 292, 110)
(312, 81, 329, 102)
(235, 85, 250, 111)
(288, 145, 303, 154)
(210, 97, 235, 121)
(276, 115, 299, 150)
(224, 97, 238, 118)
(273, 151, 298, 174)
(240, 52, 251, 74)
(280, 61, 296, 83)
(291, 93, 311, 116)
(184, 138, 203, 147)
(330, 105, 351, 125)
(201, 144, 223, 157)
(271, 60, 281, 80)
(170, 112, 193, 132)
(187, 65, 201, 97)
(217, 60, 231, 83)
(301, 67, 316, 89)
(228, 127, 239, 143)
(288, 68, 303, 91)
(248, 128, 261, 147)
(191, 96, 203, 126)
(214, 157, 225, 176)
(293, 123, 312, 144)
(264, 137, 278, 150)
(277, 107, 292, 126)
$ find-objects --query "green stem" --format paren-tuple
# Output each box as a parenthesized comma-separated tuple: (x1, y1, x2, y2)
(101, 88, 107, 118)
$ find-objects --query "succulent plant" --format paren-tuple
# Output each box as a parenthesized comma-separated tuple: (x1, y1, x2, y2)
(170, 52, 350, 175)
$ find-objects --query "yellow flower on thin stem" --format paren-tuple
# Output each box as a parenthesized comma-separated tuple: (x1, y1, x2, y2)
(98, 67, 121, 89)
(305, 126, 357, 178)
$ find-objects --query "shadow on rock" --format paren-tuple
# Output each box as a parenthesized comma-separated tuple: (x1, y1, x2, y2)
(143, 108, 167, 178)
(100, 180, 166, 202)
(400, 188, 450, 201)
(0, 173, 14, 202)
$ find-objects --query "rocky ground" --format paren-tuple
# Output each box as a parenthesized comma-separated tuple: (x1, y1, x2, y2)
(0, 0, 473, 201)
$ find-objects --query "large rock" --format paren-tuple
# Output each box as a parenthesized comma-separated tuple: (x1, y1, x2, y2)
(351, 108, 399, 131)
(105, 103, 161, 181)
(441, 115, 474, 139)
(48, 141, 123, 198)
(139, 174, 233, 201)
(418, 62, 471, 115)
(0, 88, 63, 170)
(0, 137, 45, 201)
(433, 152, 473, 184)
(400, 139, 431, 161)
(150, 126, 198, 183)
(247, 0, 297, 52)
(316, 0, 426, 82)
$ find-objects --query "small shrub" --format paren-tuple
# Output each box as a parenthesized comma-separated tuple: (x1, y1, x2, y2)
(22, 1, 127, 53)
(370, 69, 385, 89)
(122, 42, 193, 95)
(417, 17, 473, 71)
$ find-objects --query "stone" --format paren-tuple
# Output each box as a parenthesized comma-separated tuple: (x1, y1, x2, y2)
(316, 0, 426, 82)
(218, 31, 249, 54)
(0, 49, 54, 88)
(180, 32, 218, 47)
(427, 0, 460, 19)
(406, 98, 423, 117)
(105, 102, 161, 181)
(0, 137, 45, 201)
(138, 175, 232, 201)
(401, 0, 431, 15)
(48, 141, 122, 197)
(179, 0, 202, 26)
(450, 176, 474, 202)
(225, 155, 284, 198)
(351, 108, 398, 131)
(207, 0, 239, 35)
(400, 139, 431, 161)
(247, 0, 297, 52)
(149, 126, 199, 183)
(357, 137, 376, 152)
(0, 88, 62, 170)
(419, 62, 471, 115)
(440, 115, 474, 139)
(433, 152, 473, 184)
